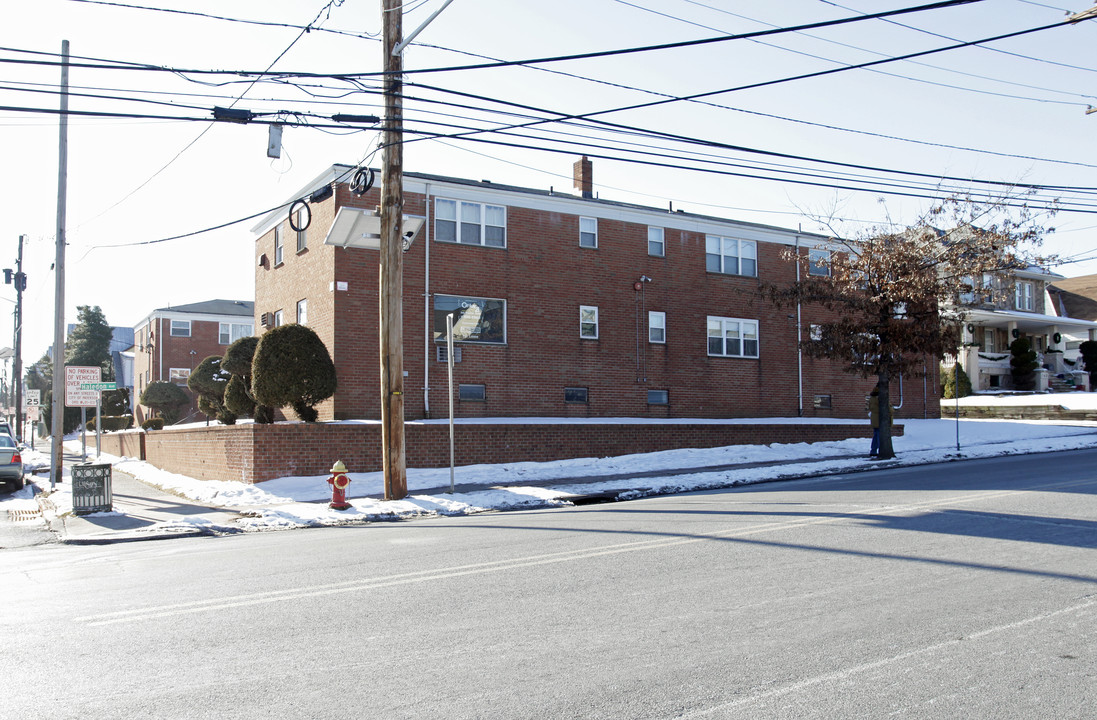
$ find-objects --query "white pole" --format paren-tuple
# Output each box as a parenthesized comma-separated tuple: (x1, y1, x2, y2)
(447, 313, 455, 494)
(95, 392, 101, 458)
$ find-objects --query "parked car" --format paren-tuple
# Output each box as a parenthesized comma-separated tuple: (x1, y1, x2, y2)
(0, 432, 23, 491)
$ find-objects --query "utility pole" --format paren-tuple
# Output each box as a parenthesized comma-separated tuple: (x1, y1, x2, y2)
(50, 40, 70, 491)
(13, 234, 24, 444)
(380, 0, 407, 500)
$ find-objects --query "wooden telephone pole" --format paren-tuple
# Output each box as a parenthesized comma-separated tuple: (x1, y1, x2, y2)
(380, 0, 407, 500)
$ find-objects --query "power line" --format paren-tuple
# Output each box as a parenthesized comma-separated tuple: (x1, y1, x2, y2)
(59, 0, 380, 40)
(0, 1, 987, 80)
(639, 0, 1097, 106)
(403, 82, 1097, 194)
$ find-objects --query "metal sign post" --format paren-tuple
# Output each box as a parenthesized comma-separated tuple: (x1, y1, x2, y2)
(80, 381, 114, 458)
(447, 313, 455, 494)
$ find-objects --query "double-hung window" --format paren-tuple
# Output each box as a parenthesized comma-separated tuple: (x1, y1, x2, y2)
(219, 322, 253, 345)
(648, 227, 665, 257)
(579, 217, 598, 248)
(170, 320, 191, 337)
(707, 316, 759, 358)
(580, 306, 599, 339)
(705, 236, 757, 276)
(435, 198, 506, 247)
(297, 299, 308, 325)
(808, 248, 830, 276)
(273, 309, 284, 327)
(649, 311, 666, 343)
(1015, 281, 1034, 311)
(274, 224, 284, 265)
(296, 208, 308, 252)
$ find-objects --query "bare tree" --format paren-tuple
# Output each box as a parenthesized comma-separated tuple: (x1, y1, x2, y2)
(765, 196, 1053, 459)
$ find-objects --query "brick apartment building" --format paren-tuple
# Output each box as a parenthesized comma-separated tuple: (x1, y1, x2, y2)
(251, 159, 940, 422)
(132, 300, 254, 422)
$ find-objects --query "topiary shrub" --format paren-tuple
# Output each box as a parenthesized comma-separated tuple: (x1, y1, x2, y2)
(1080, 340, 1097, 390)
(942, 363, 972, 399)
(252, 324, 337, 422)
(222, 336, 275, 423)
(141, 417, 165, 431)
(140, 381, 189, 424)
(1010, 337, 1038, 391)
(86, 415, 135, 432)
(188, 355, 236, 425)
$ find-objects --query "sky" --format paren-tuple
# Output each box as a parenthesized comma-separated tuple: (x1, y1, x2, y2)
(6, 405, 1097, 534)
(2, 0, 1097, 369)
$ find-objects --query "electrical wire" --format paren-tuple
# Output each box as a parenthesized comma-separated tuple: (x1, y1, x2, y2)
(0, 0, 986, 80)
(635, 0, 1097, 105)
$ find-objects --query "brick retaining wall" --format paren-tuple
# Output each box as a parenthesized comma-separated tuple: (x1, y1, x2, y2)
(98, 421, 903, 484)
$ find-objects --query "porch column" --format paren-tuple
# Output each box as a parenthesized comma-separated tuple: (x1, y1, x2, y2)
(1049, 325, 1065, 374)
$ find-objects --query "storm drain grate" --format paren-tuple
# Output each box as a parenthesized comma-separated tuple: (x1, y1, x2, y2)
(7, 509, 43, 523)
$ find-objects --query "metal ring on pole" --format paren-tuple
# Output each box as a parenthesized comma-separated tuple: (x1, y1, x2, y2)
(289, 199, 311, 233)
(351, 167, 375, 196)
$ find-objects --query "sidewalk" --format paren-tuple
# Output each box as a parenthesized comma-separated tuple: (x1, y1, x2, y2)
(36, 467, 246, 545)
(32, 450, 881, 545)
(18, 415, 1097, 545)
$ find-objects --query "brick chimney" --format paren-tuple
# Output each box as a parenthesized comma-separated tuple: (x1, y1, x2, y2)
(573, 156, 593, 199)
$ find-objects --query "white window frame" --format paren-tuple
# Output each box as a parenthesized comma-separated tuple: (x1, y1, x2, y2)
(296, 298, 308, 325)
(809, 324, 823, 341)
(579, 217, 598, 248)
(169, 368, 190, 386)
(808, 248, 830, 276)
(170, 320, 191, 337)
(707, 316, 759, 358)
(705, 236, 757, 277)
(580, 305, 599, 339)
(648, 226, 665, 257)
(273, 309, 284, 327)
(649, 311, 666, 344)
(434, 198, 506, 247)
(218, 322, 253, 345)
(274, 224, 284, 265)
(1015, 281, 1034, 311)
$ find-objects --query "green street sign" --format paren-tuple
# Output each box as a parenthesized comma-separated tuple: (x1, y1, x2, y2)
(79, 382, 117, 391)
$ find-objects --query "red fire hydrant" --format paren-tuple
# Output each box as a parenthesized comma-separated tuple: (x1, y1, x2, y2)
(327, 460, 352, 510)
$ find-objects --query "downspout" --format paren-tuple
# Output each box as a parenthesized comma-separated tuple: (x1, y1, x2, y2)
(423, 183, 432, 418)
(158, 314, 163, 381)
(795, 229, 803, 416)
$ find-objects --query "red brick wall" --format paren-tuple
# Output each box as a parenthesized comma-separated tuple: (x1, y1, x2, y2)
(253, 176, 941, 423)
(98, 421, 903, 484)
(133, 316, 249, 421)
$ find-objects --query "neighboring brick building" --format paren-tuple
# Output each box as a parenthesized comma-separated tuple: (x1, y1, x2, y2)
(131, 300, 254, 422)
(252, 160, 940, 422)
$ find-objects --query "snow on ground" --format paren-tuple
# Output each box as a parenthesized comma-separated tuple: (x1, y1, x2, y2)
(5, 395, 1097, 535)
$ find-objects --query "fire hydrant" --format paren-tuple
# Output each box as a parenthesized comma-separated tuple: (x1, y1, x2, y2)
(327, 460, 352, 510)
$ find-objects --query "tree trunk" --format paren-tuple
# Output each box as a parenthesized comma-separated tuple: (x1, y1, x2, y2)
(876, 368, 896, 459)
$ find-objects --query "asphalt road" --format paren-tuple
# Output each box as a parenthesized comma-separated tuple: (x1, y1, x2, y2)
(3, 449, 1096, 719)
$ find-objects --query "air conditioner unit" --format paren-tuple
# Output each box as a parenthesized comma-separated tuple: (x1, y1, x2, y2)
(437, 346, 462, 363)
(260, 312, 273, 328)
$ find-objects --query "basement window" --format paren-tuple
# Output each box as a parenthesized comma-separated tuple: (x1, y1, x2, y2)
(459, 384, 486, 401)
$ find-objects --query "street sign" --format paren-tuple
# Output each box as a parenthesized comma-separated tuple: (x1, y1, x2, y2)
(25, 389, 40, 407)
(65, 366, 102, 407)
(79, 382, 117, 391)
